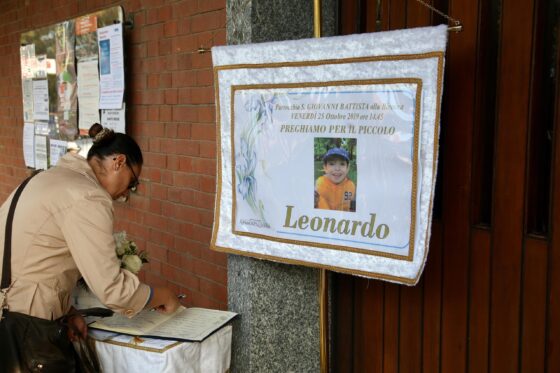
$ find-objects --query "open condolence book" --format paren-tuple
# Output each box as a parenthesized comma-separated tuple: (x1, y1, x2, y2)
(89, 306, 237, 342)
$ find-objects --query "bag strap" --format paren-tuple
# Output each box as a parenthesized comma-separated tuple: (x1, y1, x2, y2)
(1, 172, 39, 289)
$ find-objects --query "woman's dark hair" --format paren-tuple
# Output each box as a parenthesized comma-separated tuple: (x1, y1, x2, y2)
(87, 123, 143, 166)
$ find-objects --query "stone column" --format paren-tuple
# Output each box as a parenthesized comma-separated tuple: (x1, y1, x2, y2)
(225, 1, 337, 372)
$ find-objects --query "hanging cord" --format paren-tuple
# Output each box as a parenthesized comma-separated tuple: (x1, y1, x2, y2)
(197, 0, 463, 54)
(415, 0, 463, 32)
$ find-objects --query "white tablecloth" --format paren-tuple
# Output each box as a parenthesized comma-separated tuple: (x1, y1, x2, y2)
(92, 325, 232, 373)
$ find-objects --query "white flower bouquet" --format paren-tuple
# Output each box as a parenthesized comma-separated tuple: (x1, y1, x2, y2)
(113, 231, 148, 274)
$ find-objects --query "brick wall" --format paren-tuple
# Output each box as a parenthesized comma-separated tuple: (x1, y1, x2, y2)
(0, 0, 227, 309)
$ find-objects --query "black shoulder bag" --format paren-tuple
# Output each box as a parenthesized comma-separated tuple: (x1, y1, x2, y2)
(0, 173, 77, 372)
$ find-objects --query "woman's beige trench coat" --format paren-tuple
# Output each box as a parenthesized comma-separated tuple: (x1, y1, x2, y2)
(0, 153, 150, 320)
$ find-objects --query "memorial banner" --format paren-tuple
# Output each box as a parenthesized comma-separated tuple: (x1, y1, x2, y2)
(211, 25, 447, 284)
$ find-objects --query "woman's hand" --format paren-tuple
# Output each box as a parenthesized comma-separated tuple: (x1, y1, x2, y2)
(66, 314, 88, 342)
(146, 287, 181, 314)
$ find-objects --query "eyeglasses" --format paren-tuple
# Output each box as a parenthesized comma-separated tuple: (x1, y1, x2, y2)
(126, 162, 140, 192)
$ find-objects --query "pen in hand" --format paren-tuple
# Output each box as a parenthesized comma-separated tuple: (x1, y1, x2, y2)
(150, 294, 186, 312)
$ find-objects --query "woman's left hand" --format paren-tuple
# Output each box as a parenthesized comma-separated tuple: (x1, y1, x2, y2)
(66, 314, 88, 341)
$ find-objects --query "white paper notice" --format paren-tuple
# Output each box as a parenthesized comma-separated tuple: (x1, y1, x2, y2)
(23, 123, 35, 168)
(49, 139, 68, 167)
(101, 103, 126, 133)
(34, 135, 48, 170)
(97, 23, 124, 109)
(32, 79, 49, 121)
(77, 59, 100, 131)
(22, 79, 34, 122)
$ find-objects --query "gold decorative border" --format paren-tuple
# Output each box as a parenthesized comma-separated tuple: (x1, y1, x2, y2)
(95, 338, 183, 353)
(211, 51, 445, 282)
(229, 79, 422, 260)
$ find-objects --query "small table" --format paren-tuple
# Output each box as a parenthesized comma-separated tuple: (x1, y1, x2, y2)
(91, 325, 232, 373)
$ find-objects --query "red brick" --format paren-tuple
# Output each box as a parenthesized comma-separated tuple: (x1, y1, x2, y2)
(192, 191, 214, 209)
(144, 260, 161, 276)
(146, 242, 168, 262)
(172, 106, 195, 122)
(177, 18, 192, 35)
(150, 183, 169, 200)
(128, 222, 151, 241)
(141, 24, 164, 42)
(166, 155, 180, 171)
(165, 123, 177, 137)
(197, 0, 224, 13)
(197, 105, 215, 122)
(144, 167, 162, 183)
(172, 1, 197, 19)
(191, 123, 215, 140)
(176, 268, 200, 291)
(171, 34, 196, 53)
(199, 278, 227, 303)
(195, 69, 213, 88)
(159, 72, 172, 88)
(150, 229, 175, 248)
(164, 20, 178, 37)
(158, 5, 173, 22)
(174, 171, 199, 188)
(172, 71, 196, 88)
(214, 28, 226, 45)
(145, 153, 166, 168)
(192, 257, 222, 281)
(192, 157, 216, 175)
(147, 40, 159, 57)
(199, 141, 216, 158)
(191, 225, 212, 243)
(149, 199, 162, 214)
(191, 11, 222, 33)
(164, 89, 178, 104)
(199, 209, 216, 227)
(144, 272, 167, 287)
(147, 106, 159, 121)
(191, 51, 212, 69)
(145, 213, 171, 231)
(179, 238, 203, 259)
(190, 86, 214, 104)
(178, 88, 193, 104)
(175, 139, 199, 156)
(160, 106, 172, 122)
(130, 73, 147, 90)
(161, 263, 178, 282)
(148, 138, 161, 152)
(159, 38, 172, 55)
(199, 175, 216, 193)
(174, 205, 200, 223)
(167, 188, 182, 202)
(189, 290, 224, 309)
(201, 248, 228, 268)
(146, 8, 159, 25)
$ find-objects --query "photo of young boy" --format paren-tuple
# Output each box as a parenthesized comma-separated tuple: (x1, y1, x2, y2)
(314, 139, 357, 212)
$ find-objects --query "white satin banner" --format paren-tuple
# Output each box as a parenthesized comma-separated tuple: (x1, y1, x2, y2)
(211, 25, 447, 284)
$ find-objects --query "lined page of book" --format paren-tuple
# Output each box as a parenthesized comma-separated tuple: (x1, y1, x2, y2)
(90, 306, 237, 342)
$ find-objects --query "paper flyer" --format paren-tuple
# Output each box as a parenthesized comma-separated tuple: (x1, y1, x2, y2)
(97, 23, 124, 109)
(34, 135, 48, 170)
(77, 59, 101, 131)
(32, 79, 49, 121)
(49, 139, 68, 167)
(23, 123, 35, 168)
(101, 103, 126, 133)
